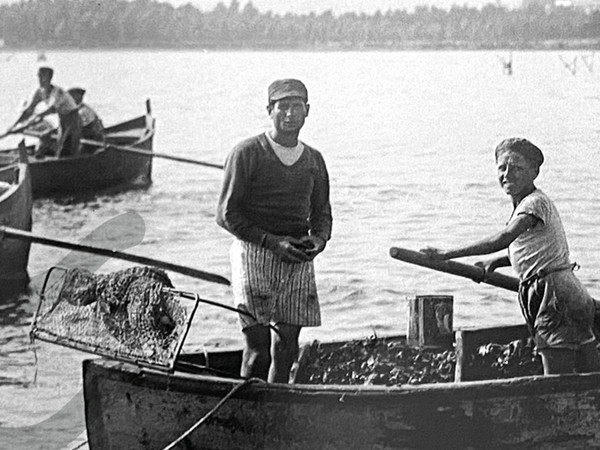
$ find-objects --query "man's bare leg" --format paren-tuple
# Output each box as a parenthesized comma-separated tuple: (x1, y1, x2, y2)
(269, 323, 301, 383)
(241, 324, 271, 380)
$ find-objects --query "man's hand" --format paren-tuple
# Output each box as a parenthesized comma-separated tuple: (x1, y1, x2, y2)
(474, 257, 504, 282)
(23, 114, 41, 127)
(297, 235, 326, 261)
(419, 247, 448, 260)
(265, 235, 312, 263)
(475, 259, 494, 273)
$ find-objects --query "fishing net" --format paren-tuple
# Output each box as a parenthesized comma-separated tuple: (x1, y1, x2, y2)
(30, 266, 199, 372)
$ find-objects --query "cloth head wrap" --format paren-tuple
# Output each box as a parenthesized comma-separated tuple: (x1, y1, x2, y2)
(68, 87, 86, 96)
(494, 138, 544, 168)
(38, 66, 54, 78)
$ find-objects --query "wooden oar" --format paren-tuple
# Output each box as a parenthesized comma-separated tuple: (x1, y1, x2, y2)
(0, 113, 51, 141)
(0, 122, 38, 140)
(0, 225, 231, 286)
(389, 246, 519, 293)
(80, 138, 224, 169)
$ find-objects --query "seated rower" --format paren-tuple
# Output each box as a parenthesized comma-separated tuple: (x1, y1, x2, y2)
(68, 87, 104, 144)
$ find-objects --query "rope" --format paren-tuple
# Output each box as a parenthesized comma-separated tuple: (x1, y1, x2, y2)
(70, 440, 89, 450)
(162, 378, 260, 450)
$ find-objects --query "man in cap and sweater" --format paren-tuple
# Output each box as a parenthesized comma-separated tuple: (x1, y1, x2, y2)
(8, 66, 81, 158)
(421, 138, 600, 375)
(217, 79, 332, 383)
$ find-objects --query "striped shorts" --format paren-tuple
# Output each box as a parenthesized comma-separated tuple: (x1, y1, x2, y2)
(230, 239, 321, 329)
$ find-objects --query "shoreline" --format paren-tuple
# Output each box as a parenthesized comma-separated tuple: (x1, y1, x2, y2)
(2, 39, 599, 52)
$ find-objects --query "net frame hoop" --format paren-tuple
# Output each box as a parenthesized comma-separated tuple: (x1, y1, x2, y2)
(30, 266, 201, 373)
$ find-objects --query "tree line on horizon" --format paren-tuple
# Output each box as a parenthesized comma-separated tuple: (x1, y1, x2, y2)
(1, 0, 599, 49)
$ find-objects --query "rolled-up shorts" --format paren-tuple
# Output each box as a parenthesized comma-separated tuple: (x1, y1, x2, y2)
(519, 269, 596, 350)
(230, 239, 321, 330)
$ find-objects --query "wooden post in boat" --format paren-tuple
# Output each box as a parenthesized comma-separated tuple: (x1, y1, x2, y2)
(407, 295, 453, 348)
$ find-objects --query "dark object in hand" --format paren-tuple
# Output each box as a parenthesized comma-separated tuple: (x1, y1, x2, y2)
(292, 240, 314, 252)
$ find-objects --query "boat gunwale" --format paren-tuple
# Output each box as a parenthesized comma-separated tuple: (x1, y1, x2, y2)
(84, 353, 600, 404)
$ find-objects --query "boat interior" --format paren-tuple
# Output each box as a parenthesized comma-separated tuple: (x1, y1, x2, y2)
(176, 323, 536, 385)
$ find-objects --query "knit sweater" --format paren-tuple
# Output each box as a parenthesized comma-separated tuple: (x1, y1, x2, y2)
(216, 133, 332, 246)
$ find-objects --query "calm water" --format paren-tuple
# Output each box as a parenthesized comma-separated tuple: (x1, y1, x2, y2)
(0, 49, 599, 447)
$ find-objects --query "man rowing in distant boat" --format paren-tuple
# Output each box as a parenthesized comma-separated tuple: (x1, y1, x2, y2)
(421, 138, 600, 375)
(68, 87, 105, 144)
(7, 66, 81, 158)
(217, 79, 332, 383)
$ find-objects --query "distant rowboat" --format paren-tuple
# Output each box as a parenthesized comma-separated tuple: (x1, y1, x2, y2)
(1, 100, 154, 198)
(0, 148, 32, 292)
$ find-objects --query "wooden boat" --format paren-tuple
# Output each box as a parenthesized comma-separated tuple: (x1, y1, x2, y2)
(82, 322, 600, 449)
(0, 148, 32, 292)
(2, 100, 154, 198)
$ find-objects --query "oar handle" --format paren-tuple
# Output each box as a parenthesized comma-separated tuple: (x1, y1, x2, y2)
(1, 115, 46, 140)
(389, 246, 519, 293)
(80, 138, 224, 169)
(0, 123, 29, 140)
(0, 226, 230, 286)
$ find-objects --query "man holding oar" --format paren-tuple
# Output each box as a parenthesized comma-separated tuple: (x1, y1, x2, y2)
(6, 66, 81, 158)
(421, 138, 600, 375)
(217, 79, 332, 383)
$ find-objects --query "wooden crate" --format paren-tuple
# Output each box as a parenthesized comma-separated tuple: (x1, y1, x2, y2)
(407, 295, 453, 348)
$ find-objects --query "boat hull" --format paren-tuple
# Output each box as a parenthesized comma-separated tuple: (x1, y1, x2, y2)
(83, 329, 600, 449)
(0, 162, 32, 292)
(29, 138, 153, 197)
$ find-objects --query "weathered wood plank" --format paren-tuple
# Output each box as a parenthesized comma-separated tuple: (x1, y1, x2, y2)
(407, 295, 453, 348)
(455, 324, 531, 382)
(84, 357, 600, 449)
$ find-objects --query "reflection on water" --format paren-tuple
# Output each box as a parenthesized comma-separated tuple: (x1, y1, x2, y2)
(0, 50, 598, 445)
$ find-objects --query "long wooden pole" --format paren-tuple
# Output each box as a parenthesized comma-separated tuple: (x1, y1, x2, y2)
(389, 246, 519, 293)
(0, 122, 38, 140)
(0, 111, 64, 141)
(0, 225, 231, 286)
(80, 138, 224, 169)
